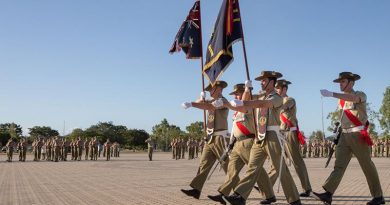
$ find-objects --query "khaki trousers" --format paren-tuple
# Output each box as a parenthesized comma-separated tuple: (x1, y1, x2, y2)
(190, 135, 228, 191)
(268, 131, 312, 192)
(234, 131, 300, 203)
(323, 132, 383, 197)
(218, 138, 274, 199)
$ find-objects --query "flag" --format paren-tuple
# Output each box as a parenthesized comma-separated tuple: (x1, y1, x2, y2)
(169, 0, 202, 59)
(203, 0, 242, 85)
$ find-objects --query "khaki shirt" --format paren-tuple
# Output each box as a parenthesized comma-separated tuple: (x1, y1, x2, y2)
(255, 90, 283, 127)
(280, 96, 298, 129)
(232, 110, 256, 138)
(338, 90, 368, 129)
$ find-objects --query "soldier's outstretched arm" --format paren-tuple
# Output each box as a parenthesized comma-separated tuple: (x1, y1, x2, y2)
(320, 89, 363, 103)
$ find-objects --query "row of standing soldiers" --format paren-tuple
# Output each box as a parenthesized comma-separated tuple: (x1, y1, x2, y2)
(4, 137, 121, 162)
(299, 138, 390, 158)
(170, 138, 205, 160)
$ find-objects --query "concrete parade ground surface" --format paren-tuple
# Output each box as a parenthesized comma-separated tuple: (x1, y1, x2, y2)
(0, 152, 389, 205)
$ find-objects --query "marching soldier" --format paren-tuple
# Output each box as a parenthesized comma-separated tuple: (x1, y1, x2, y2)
(267, 79, 312, 197)
(314, 72, 384, 205)
(104, 139, 111, 161)
(386, 139, 390, 158)
(180, 80, 230, 199)
(224, 71, 302, 205)
(207, 83, 275, 205)
(145, 137, 154, 161)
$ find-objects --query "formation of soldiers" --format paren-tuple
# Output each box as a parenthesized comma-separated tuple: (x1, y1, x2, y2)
(3, 136, 121, 162)
(170, 138, 204, 160)
(299, 138, 390, 158)
(179, 71, 385, 205)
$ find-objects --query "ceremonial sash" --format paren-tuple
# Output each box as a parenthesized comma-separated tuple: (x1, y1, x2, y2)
(280, 114, 306, 145)
(340, 100, 373, 146)
(233, 112, 252, 136)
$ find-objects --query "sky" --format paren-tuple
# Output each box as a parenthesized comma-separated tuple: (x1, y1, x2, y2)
(0, 0, 389, 136)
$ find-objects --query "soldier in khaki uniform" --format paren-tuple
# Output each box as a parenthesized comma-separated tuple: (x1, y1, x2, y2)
(145, 137, 154, 161)
(181, 80, 230, 199)
(53, 136, 61, 162)
(208, 83, 276, 205)
(267, 79, 312, 197)
(84, 138, 90, 160)
(171, 138, 176, 159)
(6, 138, 15, 162)
(181, 138, 186, 159)
(32, 138, 38, 161)
(224, 71, 301, 205)
(18, 138, 26, 162)
(176, 138, 181, 160)
(314, 72, 384, 205)
(104, 139, 111, 161)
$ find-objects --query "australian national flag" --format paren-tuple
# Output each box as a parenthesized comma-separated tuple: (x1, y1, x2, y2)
(203, 0, 242, 85)
(169, 0, 202, 59)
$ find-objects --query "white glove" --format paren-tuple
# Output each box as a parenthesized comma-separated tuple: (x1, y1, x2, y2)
(230, 99, 244, 107)
(211, 98, 224, 108)
(245, 80, 252, 89)
(320, 89, 334, 97)
(200, 91, 206, 99)
(181, 102, 192, 109)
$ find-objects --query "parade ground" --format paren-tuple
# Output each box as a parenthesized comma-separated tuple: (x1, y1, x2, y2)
(0, 152, 389, 205)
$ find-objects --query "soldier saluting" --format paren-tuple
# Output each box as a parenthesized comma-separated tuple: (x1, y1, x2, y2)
(181, 80, 230, 200)
(313, 72, 384, 205)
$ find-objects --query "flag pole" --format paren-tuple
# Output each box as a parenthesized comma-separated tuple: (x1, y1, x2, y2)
(199, 0, 207, 135)
(236, 0, 258, 137)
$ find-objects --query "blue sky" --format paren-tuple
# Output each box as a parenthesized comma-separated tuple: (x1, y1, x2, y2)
(0, 0, 389, 136)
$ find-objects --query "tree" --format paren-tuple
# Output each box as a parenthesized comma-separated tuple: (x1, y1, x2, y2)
(186, 121, 205, 140)
(126, 129, 150, 150)
(0, 123, 23, 146)
(151, 119, 185, 151)
(28, 126, 59, 139)
(379, 86, 390, 135)
(309, 130, 325, 142)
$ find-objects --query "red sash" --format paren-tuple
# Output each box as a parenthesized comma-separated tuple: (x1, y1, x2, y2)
(280, 114, 305, 145)
(340, 100, 373, 146)
(234, 112, 252, 136)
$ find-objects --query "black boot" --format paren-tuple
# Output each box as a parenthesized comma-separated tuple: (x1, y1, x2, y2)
(181, 188, 200, 199)
(207, 194, 226, 205)
(222, 193, 246, 205)
(299, 189, 312, 197)
(289, 199, 302, 205)
(313, 191, 332, 205)
(260, 196, 276, 204)
(367, 196, 385, 205)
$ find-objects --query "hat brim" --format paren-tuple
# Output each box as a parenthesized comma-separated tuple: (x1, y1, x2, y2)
(254, 73, 283, 81)
(333, 74, 361, 83)
(205, 81, 227, 91)
(229, 89, 245, 95)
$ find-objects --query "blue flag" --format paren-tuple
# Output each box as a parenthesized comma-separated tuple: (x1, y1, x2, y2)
(203, 0, 242, 85)
(169, 1, 202, 59)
